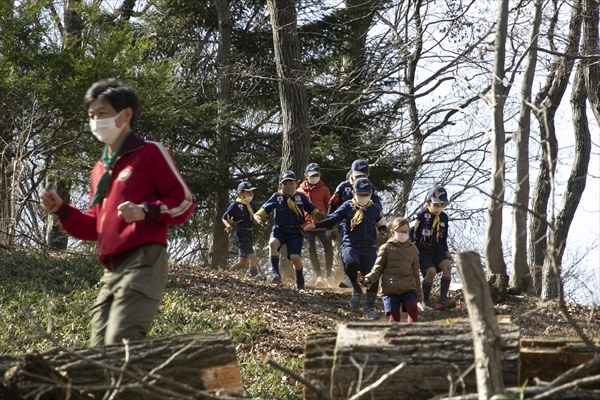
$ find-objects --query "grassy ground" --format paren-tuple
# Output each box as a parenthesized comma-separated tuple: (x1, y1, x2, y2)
(1, 249, 598, 399)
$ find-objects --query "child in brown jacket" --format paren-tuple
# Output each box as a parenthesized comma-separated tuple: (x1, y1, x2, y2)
(362, 217, 422, 323)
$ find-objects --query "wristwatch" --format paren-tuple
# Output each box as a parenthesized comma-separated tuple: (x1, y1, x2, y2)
(142, 202, 150, 219)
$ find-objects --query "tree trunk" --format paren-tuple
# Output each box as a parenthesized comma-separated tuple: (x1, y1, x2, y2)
(485, 0, 509, 289)
(529, 0, 582, 295)
(542, 58, 591, 300)
(45, 178, 71, 250)
(210, 0, 233, 270)
(0, 333, 243, 399)
(581, 0, 600, 124)
(456, 251, 505, 398)
(399, 0, 425, 217)
(510, 0, 542, 295)
(305, 320, 519, 400)
(267, 0, 310, 177)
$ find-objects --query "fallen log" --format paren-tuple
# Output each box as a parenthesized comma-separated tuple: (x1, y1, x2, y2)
(1, 332, 243, 399)
(304, 318, 520, 400)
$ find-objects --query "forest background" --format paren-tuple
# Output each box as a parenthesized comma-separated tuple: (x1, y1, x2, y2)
(1, 0, 598, 304)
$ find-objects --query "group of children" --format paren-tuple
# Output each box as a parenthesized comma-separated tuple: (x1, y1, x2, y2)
(221, 160, 456, 322)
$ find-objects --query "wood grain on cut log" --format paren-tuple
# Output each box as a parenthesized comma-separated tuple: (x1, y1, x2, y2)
(312, 318, 519, 400)
(1, 332, 243, 399)
(303, 330, 337, 400)
(456, 251, 505, 398)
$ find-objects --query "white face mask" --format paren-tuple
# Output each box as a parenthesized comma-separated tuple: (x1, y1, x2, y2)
(90, 111, 125, 145)
(308, 176, 320, 185)
(430, 205, 445, 213)
(394, 232, 409, 243)
(245, 195, 254, 202)
(283, 187, 295, 196)
(354, 195, 371, 206)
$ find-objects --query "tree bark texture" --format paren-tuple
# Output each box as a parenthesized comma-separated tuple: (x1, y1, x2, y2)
(210, 0, 233, 271)
(456, 251, 505, 398)
(510, 0, 542, 295)
(484, 0, 509, 279)
(267, 0, 311, 177)
(400, 0, 425, 218)
(542, 61, 592, 300)
(305, 320, 520, 400)
(0, 333, 243, 399)
(581, 0, 600, 124)
(530, 0, 582, 295)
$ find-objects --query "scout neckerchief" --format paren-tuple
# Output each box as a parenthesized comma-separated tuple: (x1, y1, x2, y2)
(350, 198, 373, 229)
(90, 130, 132, 207)
(277, 189, 302, 216)
(426, 205, 441, 231)
(235, 196, 254, 219)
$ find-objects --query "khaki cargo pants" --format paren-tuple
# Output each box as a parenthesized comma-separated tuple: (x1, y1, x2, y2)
(90, 244, 168, 347)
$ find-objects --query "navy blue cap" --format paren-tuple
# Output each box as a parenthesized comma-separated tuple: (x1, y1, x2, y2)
(351, 159, 369, 176)
(279, 170, 297, 183)
(353, 177, 372, 194)
(305, 163, 321, 176)
(237, 181, 257, 192)
(427, 186, 449, 203)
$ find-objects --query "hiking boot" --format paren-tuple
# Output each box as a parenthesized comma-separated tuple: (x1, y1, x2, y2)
(418, 300, 434, 311)
(315, 277, 327, 288)
(363, 309, 380, 320)
(435, 297, 457, 311)
(271, 274, 282, 284)
(339, 275, 352, 288)
(349, 293, 362, 308)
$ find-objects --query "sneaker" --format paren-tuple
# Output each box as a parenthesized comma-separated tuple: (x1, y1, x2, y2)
(315, 277, 327, 288)
(325, 276, 336, 287)
(435, 298, 457, 311)
(339, 275, 352, 288)
(349, 293, 362, 308)
(363, 309, 380, 320)
(271, 274, 282, 284)
(249, 268, 258, 277)
(418, 300, 434, 311)
(297, 279, 305, 290)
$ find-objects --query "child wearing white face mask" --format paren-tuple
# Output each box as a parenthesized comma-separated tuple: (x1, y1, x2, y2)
(304, 177, 388, 319)
(222, 181, 259, 276)
(410, 185, 456, 311)
(298, 163, 334, 287)
(361, 217, 422, 323)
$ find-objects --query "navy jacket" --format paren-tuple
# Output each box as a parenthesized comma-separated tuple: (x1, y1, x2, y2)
(410, 208, 449, 252)
(222, 200, 257, 229)
(316, 200, 385, 247)
(256, 191, 317, 226)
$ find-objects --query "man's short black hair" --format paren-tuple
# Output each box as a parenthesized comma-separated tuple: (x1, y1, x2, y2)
(83, 79, 139, 126)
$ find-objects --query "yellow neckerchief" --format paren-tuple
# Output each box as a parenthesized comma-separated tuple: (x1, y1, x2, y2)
(350, 198, 373, 228)
(277, 189, 302, 216)
(349, 175, 355, 185)
(235, 196, 254, 219)
(427, 205, 441, 231)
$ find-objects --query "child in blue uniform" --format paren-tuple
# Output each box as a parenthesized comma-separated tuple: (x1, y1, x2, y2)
(222, 181, 259, 276)
(328, 159, 383, 288)
(306, 177, 388, 319)
(254, 171, 325, 289)
(410, 186, 456, 311)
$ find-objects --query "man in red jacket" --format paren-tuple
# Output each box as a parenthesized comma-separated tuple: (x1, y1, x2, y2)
(298, 163, 334, 287)
(40, 79, 196, 346)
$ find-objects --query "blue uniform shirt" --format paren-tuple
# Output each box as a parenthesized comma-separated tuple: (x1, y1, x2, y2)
(410, 208, 449, 252)
(222, 200, 257, 229)
(258, 191, 317, 226)
(324, 201, 385, 246)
